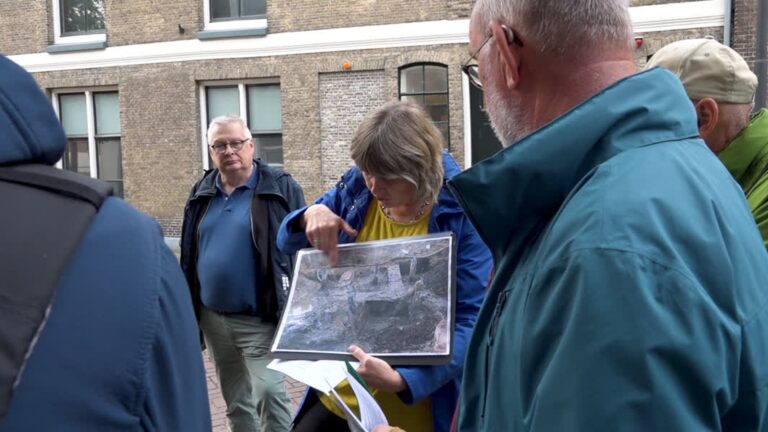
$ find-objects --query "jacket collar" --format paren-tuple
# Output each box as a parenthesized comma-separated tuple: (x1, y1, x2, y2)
(191, 159, 284, 201)
(718, 108, 768, 190)
(341, 151, 465, 219)
(448, 68, 700, 261)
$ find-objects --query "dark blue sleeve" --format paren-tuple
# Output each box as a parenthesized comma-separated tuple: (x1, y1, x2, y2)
(276, 183, 343, 254)
(140, 244, 211, 431)
(397, 216, 492, 403)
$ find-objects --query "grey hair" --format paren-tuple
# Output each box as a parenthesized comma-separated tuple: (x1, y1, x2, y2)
(207, 115, 252, 144)
(350, 100, 444, 203)
(474, 0, 633, 56)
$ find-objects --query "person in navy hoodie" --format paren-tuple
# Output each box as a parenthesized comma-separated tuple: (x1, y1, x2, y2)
(0, 55, 211, 431)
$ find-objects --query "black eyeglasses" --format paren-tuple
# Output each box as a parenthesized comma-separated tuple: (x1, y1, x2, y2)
(210, 138, 250, 154)
(461, 25, 522, 90)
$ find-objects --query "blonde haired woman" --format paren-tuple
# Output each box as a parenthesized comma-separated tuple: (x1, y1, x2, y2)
(277, 100, 491, 432)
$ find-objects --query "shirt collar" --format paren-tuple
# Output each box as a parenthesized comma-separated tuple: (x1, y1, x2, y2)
(215, 162, 259, 194)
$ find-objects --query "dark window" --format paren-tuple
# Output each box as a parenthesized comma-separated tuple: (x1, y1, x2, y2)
(399, 64, 450, 148)
(60, 0, 105, 35)
(210, 0, 266, 21)
(469, 84, 502, 164)
(247, 84, 283, 168)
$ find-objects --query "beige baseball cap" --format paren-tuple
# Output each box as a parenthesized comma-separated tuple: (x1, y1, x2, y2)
(645, 37, 758, 104)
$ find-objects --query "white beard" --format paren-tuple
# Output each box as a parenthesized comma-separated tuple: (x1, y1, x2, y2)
(484, 71, 531, 147)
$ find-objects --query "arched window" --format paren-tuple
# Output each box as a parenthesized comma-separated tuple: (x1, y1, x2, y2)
(399, 63, 450, 148)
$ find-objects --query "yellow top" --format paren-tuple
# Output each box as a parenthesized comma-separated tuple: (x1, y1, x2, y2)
(318, 198, 432, 431)
(355, 198, 431, 242)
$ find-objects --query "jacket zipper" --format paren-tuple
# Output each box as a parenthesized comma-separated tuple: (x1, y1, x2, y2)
(481, 289, 509, 420)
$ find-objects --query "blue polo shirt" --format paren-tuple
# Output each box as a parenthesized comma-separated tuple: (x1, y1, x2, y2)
(197, 166, 260, 315)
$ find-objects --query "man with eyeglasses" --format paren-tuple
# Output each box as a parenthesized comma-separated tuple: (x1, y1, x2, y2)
(180, 115, 306, 432)
(445, 0, 768, 431)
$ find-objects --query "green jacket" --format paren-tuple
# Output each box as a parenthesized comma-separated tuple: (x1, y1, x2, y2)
(719, 107, 768, 248)
(450, 69, 768, 431)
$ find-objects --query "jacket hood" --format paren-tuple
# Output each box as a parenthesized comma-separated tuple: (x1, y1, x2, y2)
(0, 55, 65, 166)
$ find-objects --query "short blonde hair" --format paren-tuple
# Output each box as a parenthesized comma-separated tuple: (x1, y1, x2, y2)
(350, 100, 444, 203)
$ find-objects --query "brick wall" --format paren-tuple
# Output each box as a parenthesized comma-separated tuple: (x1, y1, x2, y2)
(0, 0, 49, 55)
(633, 28, 725, 68)
(732, 0, 758, 65)
(9, 0, 759, 236)
(732, 0, 767, 107)
(269, 0, 470, 34)
(1, 0, 469, 53)
(1, 0, 755, 55)
(319, 70, 386, 190)
(29, 44, 469, 235)
(106, 0, 199, 46)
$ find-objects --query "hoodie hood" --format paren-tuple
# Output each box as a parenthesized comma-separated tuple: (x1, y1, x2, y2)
(0, 55, 66, 166)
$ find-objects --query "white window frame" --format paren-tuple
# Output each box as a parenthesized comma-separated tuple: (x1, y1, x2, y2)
(51, 87, 119, 180)
(203, 0, 267, 32)
(199, 79, 281, 171)
(51, 0, 107, 45)
(462, 73, 473, 168)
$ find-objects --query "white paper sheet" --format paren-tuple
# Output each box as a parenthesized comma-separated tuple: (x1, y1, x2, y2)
(267, 359, 358, 394)
(344, 368, 388, 431)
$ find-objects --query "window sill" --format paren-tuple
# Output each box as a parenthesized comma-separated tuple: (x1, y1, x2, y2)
(196, 27, 267, 40)
(46, 41, 108, 53)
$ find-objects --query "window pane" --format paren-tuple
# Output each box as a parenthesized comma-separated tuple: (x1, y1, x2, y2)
(59, 94, 87, 136)
(97, 138, 122, 181)
(424, 94, 449, 122)
(400, 66, 424, 94)
(254, 134, 283, 166)
(63, 138, 90, 175)
(61, 0, 104, 34)
(424, 65, 448, 93)
(210, 0, 234, 20)
(241, 0, 266, 17)
(94, 92, 120, 135)
(206, 86, 240, 122)
(400, 95, 424, 105)
(248, 85, 281, 131)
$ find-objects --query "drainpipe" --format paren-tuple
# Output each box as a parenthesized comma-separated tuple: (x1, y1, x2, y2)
(724, 0, 732, 46)
(756, 0, 768, 109)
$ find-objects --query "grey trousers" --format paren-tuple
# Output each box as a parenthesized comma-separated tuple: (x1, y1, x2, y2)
(200, 308, 292, 432)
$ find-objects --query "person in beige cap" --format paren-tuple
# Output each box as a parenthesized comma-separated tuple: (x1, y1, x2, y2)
(646, 38, 768, 248)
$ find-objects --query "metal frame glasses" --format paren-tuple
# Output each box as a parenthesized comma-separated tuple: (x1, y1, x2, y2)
(461, 25, 522, 90)
(210, 138, 250, 154)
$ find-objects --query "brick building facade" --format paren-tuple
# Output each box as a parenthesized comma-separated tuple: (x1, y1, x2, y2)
(1, 0, 759, 236)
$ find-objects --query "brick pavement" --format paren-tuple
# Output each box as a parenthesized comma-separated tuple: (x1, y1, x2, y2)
(204, 350, 306, 432)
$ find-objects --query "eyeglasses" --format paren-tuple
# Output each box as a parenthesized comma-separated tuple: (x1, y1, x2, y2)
(210, 138, 250, 154)
(461, 25, 522, 90)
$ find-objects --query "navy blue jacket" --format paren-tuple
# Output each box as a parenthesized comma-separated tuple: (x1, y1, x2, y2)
(180, 160, 306, 324)
(0, 55, 211, 431)
(278, 152, 492, 432)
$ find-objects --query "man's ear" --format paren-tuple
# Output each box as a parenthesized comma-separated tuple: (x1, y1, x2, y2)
(490, 22, 520, 89)
(694, 98, 719, 138)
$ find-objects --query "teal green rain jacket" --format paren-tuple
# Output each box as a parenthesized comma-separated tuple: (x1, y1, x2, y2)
(449, 68, 768, 431)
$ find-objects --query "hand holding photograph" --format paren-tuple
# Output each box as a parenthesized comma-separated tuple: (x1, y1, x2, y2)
(271, 232, 456, 365)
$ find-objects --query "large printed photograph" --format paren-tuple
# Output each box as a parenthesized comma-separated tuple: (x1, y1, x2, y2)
(271, 232, 456, 365)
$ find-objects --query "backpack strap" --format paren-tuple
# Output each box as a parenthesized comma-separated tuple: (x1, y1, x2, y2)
(0, 164, 112, 422)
